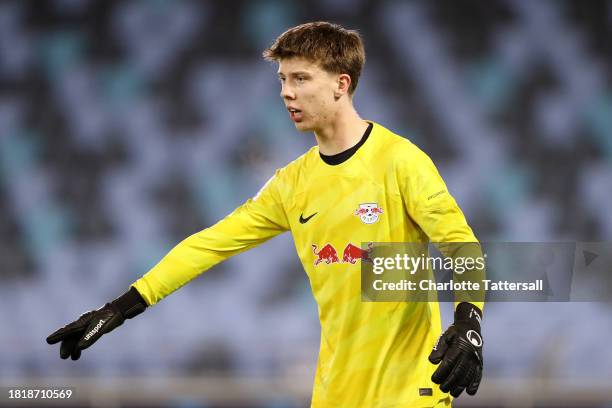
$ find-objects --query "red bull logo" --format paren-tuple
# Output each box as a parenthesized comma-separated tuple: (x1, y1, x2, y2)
(312, 243, 340, 265)
(342, 242, 374, 264)
(312, 242, 373, 266)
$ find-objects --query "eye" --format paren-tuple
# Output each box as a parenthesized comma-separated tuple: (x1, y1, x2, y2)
(297, 76, 306, 83)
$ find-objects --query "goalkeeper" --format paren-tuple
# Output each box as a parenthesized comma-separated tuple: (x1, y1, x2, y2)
(48, 21, 485, 407)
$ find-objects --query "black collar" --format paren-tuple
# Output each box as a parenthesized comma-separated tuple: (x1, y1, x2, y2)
(319, 122, 373, 165)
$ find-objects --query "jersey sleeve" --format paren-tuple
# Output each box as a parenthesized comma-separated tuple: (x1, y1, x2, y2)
(399, 145, 476, 243)
(398, 144, 484, 310)
(132, 169, 290, 305)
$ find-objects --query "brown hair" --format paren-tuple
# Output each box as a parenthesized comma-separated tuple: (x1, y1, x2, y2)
(263, 21, 365, 95)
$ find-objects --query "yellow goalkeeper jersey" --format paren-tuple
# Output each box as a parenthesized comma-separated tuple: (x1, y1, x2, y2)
(133, 121, 477, 407)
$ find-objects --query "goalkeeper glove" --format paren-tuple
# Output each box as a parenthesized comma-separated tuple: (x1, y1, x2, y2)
(429, 302, 483, 398)
(46, 287, 147, 360)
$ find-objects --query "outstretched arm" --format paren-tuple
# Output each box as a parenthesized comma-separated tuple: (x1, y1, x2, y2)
(133, 170, 290, 305)
(47, 170, 290, 359)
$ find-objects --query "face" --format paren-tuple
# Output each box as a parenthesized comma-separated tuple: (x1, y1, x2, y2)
(277, 57, 343, 132)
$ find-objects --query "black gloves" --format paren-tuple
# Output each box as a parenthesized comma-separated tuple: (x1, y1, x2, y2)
(429, 302, 483, 398)
(46, 287, 147, 360)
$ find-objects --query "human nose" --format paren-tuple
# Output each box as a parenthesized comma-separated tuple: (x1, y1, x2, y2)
(281, 83, 296, 100)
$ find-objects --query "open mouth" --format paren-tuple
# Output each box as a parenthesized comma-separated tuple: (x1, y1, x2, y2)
(288, 107, 303, 122)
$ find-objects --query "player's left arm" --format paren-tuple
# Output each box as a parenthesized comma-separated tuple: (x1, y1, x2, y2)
(399, 145, 484, 398)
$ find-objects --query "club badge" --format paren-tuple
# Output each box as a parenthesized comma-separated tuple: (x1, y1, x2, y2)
(354, 203, 383, 224)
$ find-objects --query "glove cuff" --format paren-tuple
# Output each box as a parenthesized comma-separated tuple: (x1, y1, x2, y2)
(111, 287, 148, 319)
(455, 302, 482, 329)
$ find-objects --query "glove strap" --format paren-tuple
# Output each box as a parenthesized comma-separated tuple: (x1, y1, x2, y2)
(455, 302, 482, 329)
(111, 287, 148, 319)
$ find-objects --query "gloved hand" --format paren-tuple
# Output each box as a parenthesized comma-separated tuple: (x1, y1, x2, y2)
(429, 302, 483, 397)
(46, 287, 147, 360)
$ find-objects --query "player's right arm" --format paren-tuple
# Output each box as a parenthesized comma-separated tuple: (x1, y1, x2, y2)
(133, 169, 290, 305)
(47, 169, 290, 359)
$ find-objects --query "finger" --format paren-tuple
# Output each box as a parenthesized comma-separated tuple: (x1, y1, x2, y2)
(431, 345, 461, 384)
(47, 324, 81, 345)
(459, 363, 476, 388)
(59, 336, 79, 360)
(440, 354, 469, 393)
(466, 365, 482, 395)
(428, 333, 449, 364)
(46, 332, 62, 345)
(47, 313, 93, 344)
(70, 347, 81, 361)
(450, 384, 466, 398)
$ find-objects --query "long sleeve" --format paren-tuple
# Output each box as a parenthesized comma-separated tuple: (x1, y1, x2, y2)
(399, 146, 477, 244)
(132, 170, 290, 305)
(398, 145, 484, 310)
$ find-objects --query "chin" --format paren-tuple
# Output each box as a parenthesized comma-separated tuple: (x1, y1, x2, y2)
(294, 121, 313, 132)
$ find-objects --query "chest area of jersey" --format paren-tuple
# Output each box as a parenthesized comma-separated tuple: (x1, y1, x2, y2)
(289, 173, 403, 261)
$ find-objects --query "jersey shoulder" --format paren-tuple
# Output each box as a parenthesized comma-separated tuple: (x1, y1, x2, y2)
(265, 145, 317, 198)
(277, 145, 318, 178)
(370, 122, 432, 166)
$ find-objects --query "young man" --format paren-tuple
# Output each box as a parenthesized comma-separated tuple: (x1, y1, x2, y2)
(47, 22, 484, 407)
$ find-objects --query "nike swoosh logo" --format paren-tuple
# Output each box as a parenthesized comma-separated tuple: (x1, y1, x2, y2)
(299, 212, 317, 224)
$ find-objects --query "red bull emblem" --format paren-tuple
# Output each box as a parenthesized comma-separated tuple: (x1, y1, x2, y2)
(354, 203, 383, 224)
(342, 242, 374, 264)
(312, 242, 373, 266)
(312, 243, 340, 266)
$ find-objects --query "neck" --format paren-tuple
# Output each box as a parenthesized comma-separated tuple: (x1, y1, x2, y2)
(314, 105, 369, 156)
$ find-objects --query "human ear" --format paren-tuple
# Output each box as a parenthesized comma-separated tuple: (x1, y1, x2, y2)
(335, 74, 352, 98)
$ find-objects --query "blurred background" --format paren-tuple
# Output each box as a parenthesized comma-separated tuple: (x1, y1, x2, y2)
(1, 0, 611, 407)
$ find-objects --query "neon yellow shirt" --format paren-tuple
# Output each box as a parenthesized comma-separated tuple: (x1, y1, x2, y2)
(133, 121, 478, 407)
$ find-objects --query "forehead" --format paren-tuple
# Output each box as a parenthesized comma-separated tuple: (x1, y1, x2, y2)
(277, 57, 325, 75)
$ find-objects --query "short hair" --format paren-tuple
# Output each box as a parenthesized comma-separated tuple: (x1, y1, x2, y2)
(263, 21, 366, 95)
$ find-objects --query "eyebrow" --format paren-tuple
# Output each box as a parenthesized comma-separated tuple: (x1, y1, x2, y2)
(277, 71, 312, 77)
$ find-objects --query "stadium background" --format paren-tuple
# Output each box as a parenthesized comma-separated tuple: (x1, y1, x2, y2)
(1, 0, 611, 406)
